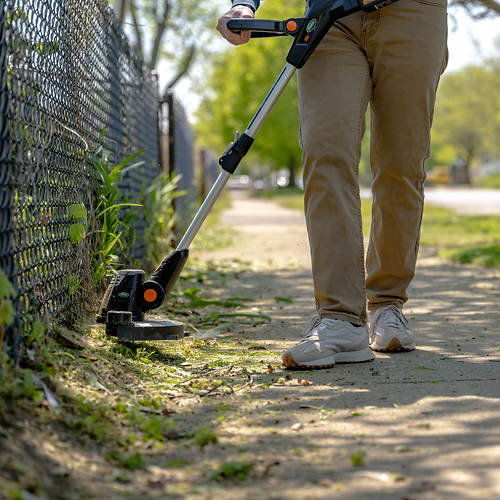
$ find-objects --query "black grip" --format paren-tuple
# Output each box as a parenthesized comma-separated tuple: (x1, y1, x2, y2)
(227, 18, 290, 37)
(227, 18, 284, 33)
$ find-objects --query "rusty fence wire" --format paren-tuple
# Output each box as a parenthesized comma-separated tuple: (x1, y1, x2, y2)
(0, 0, 161, 360)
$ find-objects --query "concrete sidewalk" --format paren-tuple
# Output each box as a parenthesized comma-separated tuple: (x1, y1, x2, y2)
(198, 190, 500, 499)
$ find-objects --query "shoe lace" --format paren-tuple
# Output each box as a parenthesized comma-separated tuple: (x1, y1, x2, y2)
(378, 305, 408, 329)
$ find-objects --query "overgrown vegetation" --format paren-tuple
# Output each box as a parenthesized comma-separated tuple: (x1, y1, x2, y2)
(142, 172, 184, 266)
(0, 258, 283, 498)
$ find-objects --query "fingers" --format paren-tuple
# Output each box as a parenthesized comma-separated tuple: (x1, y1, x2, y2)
(216, 6, 254, 46)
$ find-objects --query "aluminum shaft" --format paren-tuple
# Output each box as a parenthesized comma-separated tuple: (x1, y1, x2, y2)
(176, 170, 231, 250)
(246, 63, 296, 137)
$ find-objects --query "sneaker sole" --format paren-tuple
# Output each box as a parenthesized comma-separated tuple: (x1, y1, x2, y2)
(370, 337, 416, 352)
(282, 347, 375, 370)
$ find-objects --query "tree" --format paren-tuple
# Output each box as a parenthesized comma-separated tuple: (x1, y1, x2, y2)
(112, 0, 216, 98)
(195, 0, 304, 186)
(431, 58, 500, 179)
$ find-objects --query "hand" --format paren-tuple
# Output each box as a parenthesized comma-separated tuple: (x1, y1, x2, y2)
(216, 5, 254, 45)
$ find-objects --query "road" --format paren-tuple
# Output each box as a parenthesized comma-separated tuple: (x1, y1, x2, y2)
(360, 186, 500, 215)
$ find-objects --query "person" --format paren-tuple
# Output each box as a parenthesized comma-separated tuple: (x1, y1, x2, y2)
(217, 0, 448, 369)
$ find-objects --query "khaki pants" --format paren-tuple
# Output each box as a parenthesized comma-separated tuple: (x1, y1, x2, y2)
(298, 0, 448, 325)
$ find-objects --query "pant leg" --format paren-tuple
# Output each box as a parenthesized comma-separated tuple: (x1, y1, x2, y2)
(365, 0, 448, 310)
(298, 13, 371, 325)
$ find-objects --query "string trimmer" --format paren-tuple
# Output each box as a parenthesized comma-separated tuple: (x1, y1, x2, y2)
(96, 0, 397, 341)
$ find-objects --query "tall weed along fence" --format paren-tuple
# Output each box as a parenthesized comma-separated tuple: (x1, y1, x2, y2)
(0, 0, 172, 361)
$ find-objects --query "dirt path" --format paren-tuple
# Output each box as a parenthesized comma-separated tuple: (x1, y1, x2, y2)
(195, 190, 500, 499)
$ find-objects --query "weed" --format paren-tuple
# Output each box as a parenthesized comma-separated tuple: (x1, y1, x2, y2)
(193, 427, 218, 448)
(142, 172, 184, 266)
(91, 148, 144, 282)
(0, 271, 16, 375)
(275, 296, 293, 303)
(167, 459, 188, 468)
(107, 451, 145, 470)
(208, 460, 254, 481)
(350, 451, 366, 467)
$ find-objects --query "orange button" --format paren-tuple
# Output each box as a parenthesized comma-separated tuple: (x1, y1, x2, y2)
(286, 20, 298, 32)
(143, 288, 158, 303)
(304, 35, 310, 42)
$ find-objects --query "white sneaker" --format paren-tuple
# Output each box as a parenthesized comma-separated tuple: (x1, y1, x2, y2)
(369, 305, 415, 352)
(282, 317, 375, 369)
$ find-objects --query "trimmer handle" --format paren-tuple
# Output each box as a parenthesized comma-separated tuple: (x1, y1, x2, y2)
(227, 18, 302, 38)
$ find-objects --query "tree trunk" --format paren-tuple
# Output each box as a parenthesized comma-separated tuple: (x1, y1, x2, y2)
(463, 153, 473, 185)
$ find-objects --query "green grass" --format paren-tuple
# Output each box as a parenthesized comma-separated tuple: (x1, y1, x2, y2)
(441, 244, 500, 268)
(253, 188, 500, 268)
(477, 173, 500, 189)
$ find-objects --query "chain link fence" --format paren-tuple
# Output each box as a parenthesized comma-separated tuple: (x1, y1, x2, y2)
(1, 0, 161, 359)
(160, 93, 197, 226)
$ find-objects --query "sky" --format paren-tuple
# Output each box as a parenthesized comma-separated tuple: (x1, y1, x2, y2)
(167, 7, 500, 122)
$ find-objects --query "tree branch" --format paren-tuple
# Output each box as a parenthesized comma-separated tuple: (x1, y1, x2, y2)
(149, 0, 170, 69)
(162, 44, 196, 97)
(114, 0, 129, 23)
(129, 0, 144, 60)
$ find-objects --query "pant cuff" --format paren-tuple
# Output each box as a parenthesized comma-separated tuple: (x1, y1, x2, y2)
(367, 300, 404, 312)
(319, 311, 366, 326)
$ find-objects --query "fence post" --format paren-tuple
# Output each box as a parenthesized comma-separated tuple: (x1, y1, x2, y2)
(165, 92, 175, 177)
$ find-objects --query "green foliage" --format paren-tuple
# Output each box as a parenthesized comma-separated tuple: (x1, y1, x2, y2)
(350, 450, 366, 467)
(193, 427, 218, 448)
(123, 0, 216, 70)
(0, 271, 16, 374)
(21, 370, 40, 400)
(106, 450, 145, 470)
(195, 0, 303, 175)
(68, 203, 88, 244)
(432, 59, 500, 169)
(91, 149, 144, 282)
(139, 416, 176, 442)
(275, 296, 293, 303)
(183, 287, 252, 308)
(207, 460, 254, 481)
(0, 271, 15, 328)
(142, 172, 184, 265)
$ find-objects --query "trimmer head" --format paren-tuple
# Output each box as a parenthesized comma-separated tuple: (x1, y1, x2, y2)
(96, 249, 189, 341)
(106, 312, 184, 341)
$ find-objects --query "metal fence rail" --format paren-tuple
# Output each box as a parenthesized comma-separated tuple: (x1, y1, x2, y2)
(0, 0, 160, 358)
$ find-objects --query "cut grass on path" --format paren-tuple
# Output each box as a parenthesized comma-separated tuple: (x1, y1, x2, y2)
(0, 260, 282, 499)
(253, 188, 500, 268)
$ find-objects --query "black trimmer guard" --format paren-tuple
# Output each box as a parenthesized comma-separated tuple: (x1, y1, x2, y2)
(106, 313, 185, 341)
(96, 257, 189, 342)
